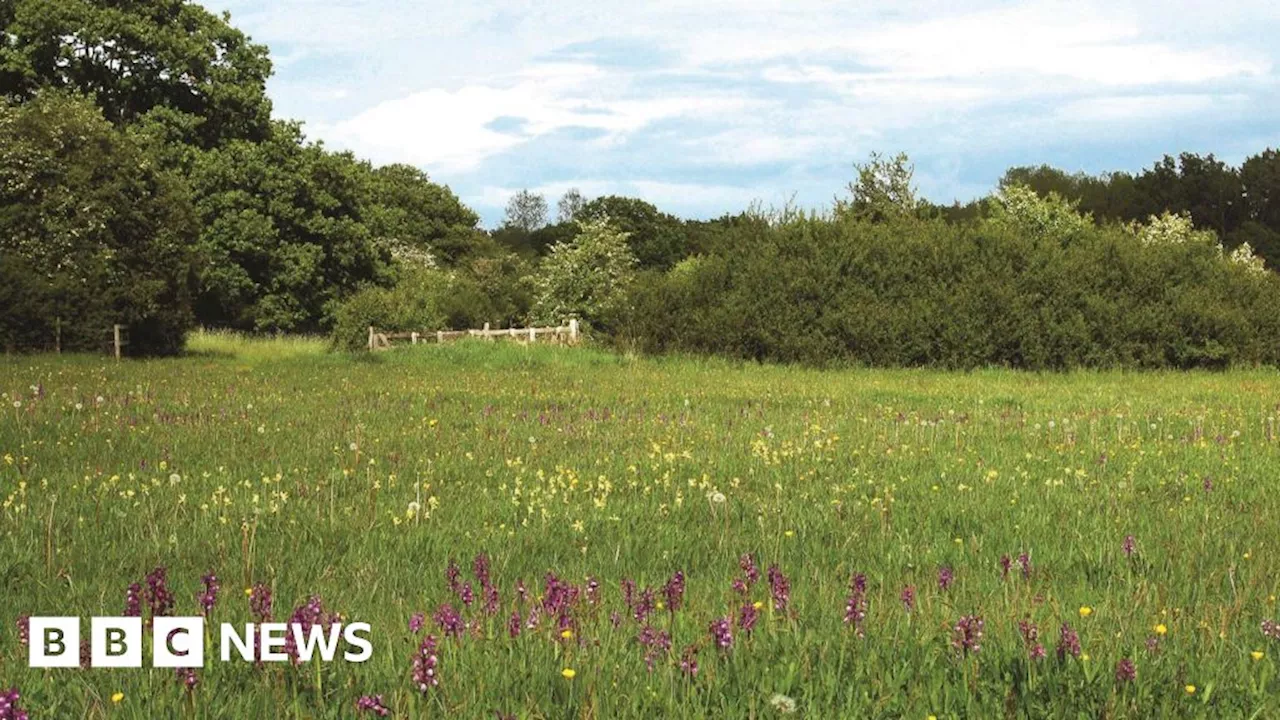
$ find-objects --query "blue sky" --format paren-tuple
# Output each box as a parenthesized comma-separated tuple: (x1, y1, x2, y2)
(208, 0, 1279, 227)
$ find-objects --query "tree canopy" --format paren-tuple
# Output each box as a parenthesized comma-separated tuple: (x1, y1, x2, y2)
(0, 91, 197, 354)
(1, 0, 273, 148)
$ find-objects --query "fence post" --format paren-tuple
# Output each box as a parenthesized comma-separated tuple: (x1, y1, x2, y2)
(368, 326, 374, 351)
(529, 326, 536, 343)
(55, 317, 61, 355)
(483, 322, 491, 341)
(437, 331, 444, 344)
(411, 332, 418, 345)
(569, 319, 579, 344)
(113, 324, 122, 360)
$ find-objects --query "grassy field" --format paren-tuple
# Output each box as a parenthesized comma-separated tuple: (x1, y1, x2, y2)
(2, 337, 1279, 718)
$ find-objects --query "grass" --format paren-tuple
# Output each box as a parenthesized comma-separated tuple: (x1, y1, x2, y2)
(1, 336, 1279, 718)
(184, 328, 331, 363)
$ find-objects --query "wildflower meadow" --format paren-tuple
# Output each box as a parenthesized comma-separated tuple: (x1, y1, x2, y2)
(2, 336, 1280, 718)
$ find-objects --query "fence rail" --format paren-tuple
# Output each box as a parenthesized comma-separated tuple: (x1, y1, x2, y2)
(367, 320, 579, 351)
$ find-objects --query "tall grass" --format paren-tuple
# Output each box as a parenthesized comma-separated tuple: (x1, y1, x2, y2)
(0, 341, 1277, 717)
(185, 328, 329, 362)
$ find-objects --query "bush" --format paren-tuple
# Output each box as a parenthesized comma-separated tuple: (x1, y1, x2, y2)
(330, 269, 449, 351)
(616, 203, 1280, 370)
(530, 218, 637, 332)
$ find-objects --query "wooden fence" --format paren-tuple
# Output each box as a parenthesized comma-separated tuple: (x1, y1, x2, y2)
(111, 324, 128, 360)
(367, 319, 579, 351)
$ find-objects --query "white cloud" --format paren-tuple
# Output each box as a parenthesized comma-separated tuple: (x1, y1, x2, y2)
(206, 0, 1280, 219)
(1054, 93, 1249, 124)
(317, 61, 755, 172)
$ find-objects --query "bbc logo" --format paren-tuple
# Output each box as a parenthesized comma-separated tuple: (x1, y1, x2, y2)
(30, 617, 204, 668)
(28, 617, 373, 667)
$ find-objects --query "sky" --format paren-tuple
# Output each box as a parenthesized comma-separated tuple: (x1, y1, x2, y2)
(207, 0, 1280, 227)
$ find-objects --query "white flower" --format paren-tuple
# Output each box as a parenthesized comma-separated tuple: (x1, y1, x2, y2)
(407, 501, 421, 516)
(96, 396, 104, 403)
(74, 403, 83, 411)
(349, 442, 358, 451)
(169, 474, 181, 484)
(709, 491, 727, 504)
(769, 694, 797, 714)
(12, 400, 20, 408)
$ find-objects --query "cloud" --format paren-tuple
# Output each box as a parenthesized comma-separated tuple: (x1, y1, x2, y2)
(316, 61, 755, 173)
(205, 0, 1280, 223)
(1054, 93, 1249, 124)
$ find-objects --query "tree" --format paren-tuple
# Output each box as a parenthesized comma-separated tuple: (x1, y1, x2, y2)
(557, 188, 586, 223)
(836, 151, 919, 222)
(363, 163, 481, 265)
(188, 121, 388, 332)
(988, 184, 1093, 243)
(0, 92, 197, 354)
(531, 218, 637, 329)
(1241, 150, 1280, 229)
(0, 0, 273, 148)
(578, 195, 687, 269)
(504, 189, 547, 232)
(1171, 153, 1243, 237)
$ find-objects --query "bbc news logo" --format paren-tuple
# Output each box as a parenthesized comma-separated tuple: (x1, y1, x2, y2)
(27, 617, 372, 667)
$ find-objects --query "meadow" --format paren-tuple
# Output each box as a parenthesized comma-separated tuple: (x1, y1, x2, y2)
(2, 334, 1279, 718)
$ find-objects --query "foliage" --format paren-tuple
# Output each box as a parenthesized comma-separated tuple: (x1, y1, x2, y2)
(504, 189, 548, 232)
(620, 204, 1280, 370)
(330, 267, 448, 351)
(1, 0, 493, 345)
(363, 164, 480, 265)
(579, 195, 687, 270)
(188, 122, 390, 333)
(999, 151, 1280, 269)
(835, 151, 920, 222)
(0, 0, 273, 148)
(330, 252, 533, 349)
(989, 184, 1095, 243)
(0, 92, 196, 355)
(531, 217, 637, 329)
(556, 187, 586, 223)
(1134, 211, 1217, 247)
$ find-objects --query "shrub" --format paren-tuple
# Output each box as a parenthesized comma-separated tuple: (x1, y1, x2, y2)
(530, 218, 637, 331)
(616, 205, 1280, 370)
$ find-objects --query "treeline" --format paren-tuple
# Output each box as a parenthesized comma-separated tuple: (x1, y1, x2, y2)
(1, 0, 491, 354)
(622, 191, 1280, 369)
(339, 158, 1280, 369)
(3, 2, 1280, 369)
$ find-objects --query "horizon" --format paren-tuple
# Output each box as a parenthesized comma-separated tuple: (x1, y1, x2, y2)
(206, 0, 1280, 228)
